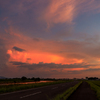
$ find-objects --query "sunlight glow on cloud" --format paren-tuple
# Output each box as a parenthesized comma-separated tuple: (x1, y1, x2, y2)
(7, 48, 83, 65)
(41, 0, 75, 26)
(7, 49, 64, 64)
(1, 0, 100, 78)
(40, 0, 100, 27)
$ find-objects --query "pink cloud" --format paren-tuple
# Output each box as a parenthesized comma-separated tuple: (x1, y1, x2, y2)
(40, 0, 75, 26)
(5, 27, 100, 66)
(39, 0, 100, 27)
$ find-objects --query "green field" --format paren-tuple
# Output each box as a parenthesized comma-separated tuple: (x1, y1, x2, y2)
(0, 80, 72, 94)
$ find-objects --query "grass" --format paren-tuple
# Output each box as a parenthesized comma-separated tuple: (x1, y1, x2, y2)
(90, 80, 100, 87)
(50, 81, 82, 100)
(0, 80, 72, 94)
(87, 81, 100, 100)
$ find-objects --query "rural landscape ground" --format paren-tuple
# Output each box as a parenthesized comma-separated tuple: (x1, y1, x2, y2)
(1, 0, 100, 99)
(67, 82, 97, 100)
(0, 78, 100, 100)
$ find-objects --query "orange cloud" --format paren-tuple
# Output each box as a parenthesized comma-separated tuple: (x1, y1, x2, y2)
(7, 50, 28, 63)
(7, 49, 63, 64)
(7, 49, 83, 65)
(64, 68, 86, 71)
(5, 25, 100, 67)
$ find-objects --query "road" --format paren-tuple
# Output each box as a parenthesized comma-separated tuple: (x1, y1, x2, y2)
(0, 81, 79, 100)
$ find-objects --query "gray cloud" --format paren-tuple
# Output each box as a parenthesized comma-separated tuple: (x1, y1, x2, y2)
(27, 58, 31, 60)
(12, 46, 25, 52)
(14, 62, 90, 70)
(84, 68, 100, 72)
(10, 61, 27, 65)
(0, 39, 10, 69)
(67, 71, 82, 74)
(33, 38, 41, 42)
(68, 68, 100, 74)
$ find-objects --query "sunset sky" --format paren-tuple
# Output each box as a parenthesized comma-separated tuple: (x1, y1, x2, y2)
(0, 0, 100, 78)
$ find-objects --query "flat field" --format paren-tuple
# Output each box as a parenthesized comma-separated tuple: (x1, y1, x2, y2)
(0, 79, 72, 94)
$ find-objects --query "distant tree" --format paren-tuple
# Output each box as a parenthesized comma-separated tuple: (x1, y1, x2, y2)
(34, 78, 40, 82)
(21, 76, 27, 81)
(14, 80, 16, 83)
(88, 77, 98, 80)
(86, 77, 88, 80)
(31, 77, 35, 81)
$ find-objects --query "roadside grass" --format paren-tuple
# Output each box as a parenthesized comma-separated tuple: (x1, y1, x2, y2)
(50, 81, 82, 100)
(90, 80, 100, 87)
(87, 81, 100, 100)
(0, 79, 32, 84)
(0, 80, 72, 94)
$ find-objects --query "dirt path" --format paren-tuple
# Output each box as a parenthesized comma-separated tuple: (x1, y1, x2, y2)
(67, 81, 97, 100)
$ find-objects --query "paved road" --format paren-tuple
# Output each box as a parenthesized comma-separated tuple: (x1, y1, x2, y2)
(0, 81, 79, 100)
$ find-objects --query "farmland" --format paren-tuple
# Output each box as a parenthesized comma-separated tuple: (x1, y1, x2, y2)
(0, 78, 73, 94)
(0, 78, 100, 100)
(51, 80, 100, 100)
(87, 80, 100, 100)
(0, 80, 79, 100)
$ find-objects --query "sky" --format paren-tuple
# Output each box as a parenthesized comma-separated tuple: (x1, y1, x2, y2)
(0, 0, 100, 79)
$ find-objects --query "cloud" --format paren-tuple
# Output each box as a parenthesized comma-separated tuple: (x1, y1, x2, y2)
(16, 62, 89, 70)
(27, 58, 31, 60)
(40, 0, 100, 27)
(41, 0, 75, 26)
(9, 61, 99, 78)
(1, 0, 100, 78)
(1, 0, 100, 31)
(10, 61, 27, 65)
(33, 38, 41, 42)
(0, 38, 10, 69)
(12, 46, 25, 52)
(1, 0, 100, 40)
(6, 36, 100, 65)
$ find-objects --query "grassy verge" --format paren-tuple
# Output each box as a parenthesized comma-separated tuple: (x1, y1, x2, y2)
(89, 80, 100, 87)
(0, 80, 72, 94)
(50, 81, 82, 100)
(87, 81, 100, 100)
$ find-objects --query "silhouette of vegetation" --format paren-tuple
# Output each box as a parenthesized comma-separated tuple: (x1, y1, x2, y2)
(21, 76, 27, 81)
(86, 77, 99, 80)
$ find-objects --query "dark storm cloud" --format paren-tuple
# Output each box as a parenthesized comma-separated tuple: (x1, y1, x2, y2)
(15, 62, 90, 70)
(10, 61, 27, 65)
(84, 68, 100, 72)
(12, 46, 25, 52)
(68, 68, 100, 74)
(27, 58, 31, 60)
